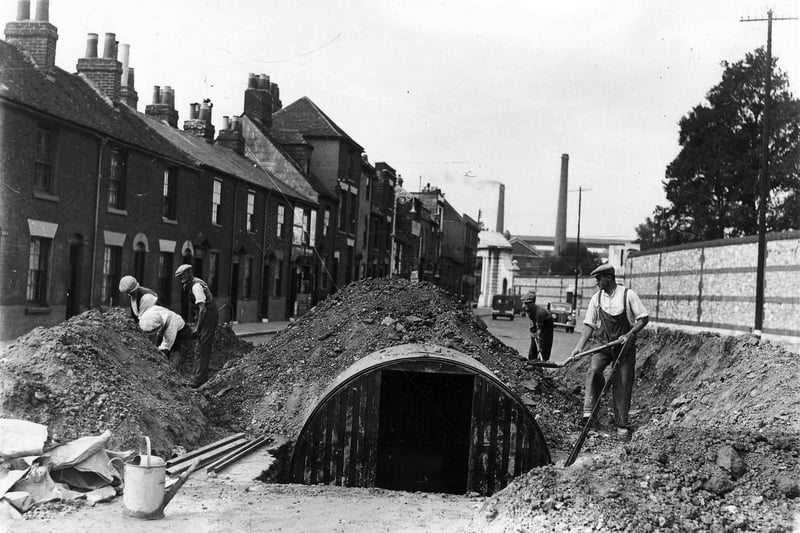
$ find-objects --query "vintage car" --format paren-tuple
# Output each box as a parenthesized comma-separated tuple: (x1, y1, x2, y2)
(549, 302, 577, 332)
(491, 295, 516, 320)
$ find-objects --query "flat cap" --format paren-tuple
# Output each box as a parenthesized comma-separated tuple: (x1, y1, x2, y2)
(590, 263, 615, 277)
(174, 264, 193, 277)
(520, 291, 537, 302)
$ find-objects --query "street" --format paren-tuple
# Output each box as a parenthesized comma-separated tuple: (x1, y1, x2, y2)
(480, 308, 583, 363)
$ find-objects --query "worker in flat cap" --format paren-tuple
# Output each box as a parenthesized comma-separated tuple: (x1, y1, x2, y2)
(175, 264, 218, 388)
(520, 291, 554, 362)
(118, 275, 158, 320)
(571, 263, 649, 440)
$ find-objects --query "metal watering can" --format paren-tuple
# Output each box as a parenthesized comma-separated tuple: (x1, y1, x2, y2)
(122, 436, 198, 520)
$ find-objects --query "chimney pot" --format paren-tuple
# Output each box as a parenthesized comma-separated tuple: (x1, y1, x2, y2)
(164, 86, 174, 108)
(222, 116, 230, 131)
(152, 86, 161, 104)
(34, 0, 49, 22)
(189, 102, 199, 120)
(17, 0, 31, 21)
(85, 33, 98, 58)
(258, 74, 269, 90)
(199, 100, 212, 123)
(102, 33, 116, 59)
(120, 43, 130, 86)
(247, 73, 258, 89)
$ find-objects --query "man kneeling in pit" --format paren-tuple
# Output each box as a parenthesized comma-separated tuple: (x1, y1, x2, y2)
(137, 293, 192, 373)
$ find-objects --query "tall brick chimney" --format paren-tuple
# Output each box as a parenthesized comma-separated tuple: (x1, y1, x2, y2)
(145, 85, 178, 126)
(119, 43, 138, 109)
(243, 73, 282, 128)
(554, 154, 569, 257)
(4, 0, 58, 70)
(495, 182, 505, 233)
(217, 115, 245, 155)
(183, 99, 215, 142)
(76, 32, 122, 102)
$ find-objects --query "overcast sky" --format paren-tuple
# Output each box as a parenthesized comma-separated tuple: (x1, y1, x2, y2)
(14, 0, 800, 239)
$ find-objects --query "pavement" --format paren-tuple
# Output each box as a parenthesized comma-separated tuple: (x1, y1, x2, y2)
(230, 320, 293, 339)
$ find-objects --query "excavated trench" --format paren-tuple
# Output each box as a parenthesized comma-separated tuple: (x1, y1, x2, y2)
(2, 278, 799, 530)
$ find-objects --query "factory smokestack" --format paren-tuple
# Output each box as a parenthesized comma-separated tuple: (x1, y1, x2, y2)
(554, 154, 569, 256)
(496, 183, 505, 233)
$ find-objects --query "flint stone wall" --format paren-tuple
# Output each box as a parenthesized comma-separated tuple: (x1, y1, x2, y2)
(625, 231, 800, 339)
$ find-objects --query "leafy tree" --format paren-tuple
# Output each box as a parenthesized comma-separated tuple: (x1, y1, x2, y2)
(637, 47, 800, 249)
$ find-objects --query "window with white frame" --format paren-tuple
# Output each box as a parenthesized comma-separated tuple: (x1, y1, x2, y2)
(101, 245, 122, 306)
(26, 237, 50, 303)
(108, 147, 127, 209)
(212, 179, 222, 225)
(323, 207, 331, 237)
(277, 204, 285, 238)
(246, 190, 255, 232)
(162, 168, 177, 220)
(34, 126, 54, 192)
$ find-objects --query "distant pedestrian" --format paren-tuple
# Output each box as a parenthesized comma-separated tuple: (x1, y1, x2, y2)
(118, 275, 158, 320)
(175, 264, 218, 388)
(570, 263, 649, 440)
(521, 291, 554, 361)
(137, 293, 192, 370)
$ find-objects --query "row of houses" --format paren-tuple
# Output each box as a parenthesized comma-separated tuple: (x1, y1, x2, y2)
(0, 0, 480, 341)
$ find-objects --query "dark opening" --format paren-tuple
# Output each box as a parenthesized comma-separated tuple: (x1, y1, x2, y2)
(376, 370, 474, 494)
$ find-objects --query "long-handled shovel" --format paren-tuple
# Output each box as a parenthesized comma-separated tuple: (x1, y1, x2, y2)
(526, 338, 625, 368)
(564, 335, 634, 467)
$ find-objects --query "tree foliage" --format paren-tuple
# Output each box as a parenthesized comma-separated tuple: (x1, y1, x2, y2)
(637, 47, 800, 249)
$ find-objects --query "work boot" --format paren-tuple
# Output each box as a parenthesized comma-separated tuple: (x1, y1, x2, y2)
(616, 426, 631, 441)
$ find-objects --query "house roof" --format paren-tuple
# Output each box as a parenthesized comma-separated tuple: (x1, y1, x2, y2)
(0, 40, 193, 167)
(272, 96, 363, 151)
(478, 231, 512, 249)
(139, 114, 313, 203)
(244, 115, 336, 200)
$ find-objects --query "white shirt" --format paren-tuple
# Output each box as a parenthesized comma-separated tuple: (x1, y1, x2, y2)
(583, 284, 648, 329)
(139, 305, 186, 351)
(191, 281, 207, 304)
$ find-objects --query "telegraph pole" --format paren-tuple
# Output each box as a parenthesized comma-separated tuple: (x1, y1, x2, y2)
(570, 187, 590, 314)
(741, 10, 797, 336)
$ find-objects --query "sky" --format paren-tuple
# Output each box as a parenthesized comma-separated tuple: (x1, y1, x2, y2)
(10, 0, 800, 240)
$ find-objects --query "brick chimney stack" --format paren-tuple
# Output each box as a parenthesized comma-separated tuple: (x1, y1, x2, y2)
(217, 115, 245, 155)
(554, 154, 569, 257)
(145, 85, 178, 126)
(4, 0, 58, 70)
(119, 43, 138, 109)
(243, 73, 282, 128)
(495, 183, 505, 234)
(76, 32, 122, 102)
(183, 99, 216, 142)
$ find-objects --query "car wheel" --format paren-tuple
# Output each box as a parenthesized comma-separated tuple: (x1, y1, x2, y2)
(567, 327, 574, 333)
(492, 315, 496, 320)
(510, 315, 514, 321)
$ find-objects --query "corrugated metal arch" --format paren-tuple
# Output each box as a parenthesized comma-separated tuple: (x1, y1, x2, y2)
(288, 343, 551, 495)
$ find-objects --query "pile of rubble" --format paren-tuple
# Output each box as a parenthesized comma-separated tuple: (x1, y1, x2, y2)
(0, 308, 251, 457)
(203, 277, 579, 449)
(466, 329, 800, 531)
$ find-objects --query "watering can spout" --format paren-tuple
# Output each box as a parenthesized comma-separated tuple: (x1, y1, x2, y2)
(162, 459, 199, 510)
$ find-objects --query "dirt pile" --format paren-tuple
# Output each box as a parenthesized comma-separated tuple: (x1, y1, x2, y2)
(0, 307, 251, 457)
(465, 328, 800, 532)
(202, 278, 580, 449)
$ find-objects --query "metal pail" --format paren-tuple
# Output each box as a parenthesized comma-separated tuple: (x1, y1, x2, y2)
(122, 436, 166, 519)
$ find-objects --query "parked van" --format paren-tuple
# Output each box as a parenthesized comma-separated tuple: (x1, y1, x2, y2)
(491, 295, 515, 320)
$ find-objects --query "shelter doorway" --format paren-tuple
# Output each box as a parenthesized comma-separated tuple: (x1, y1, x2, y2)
(375, 370, 473, 494)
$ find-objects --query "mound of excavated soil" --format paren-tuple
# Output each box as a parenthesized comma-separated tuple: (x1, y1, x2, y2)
(0, 307, 251, 457)
(465, 328, 800, 532)
(202, 278, 580, 450)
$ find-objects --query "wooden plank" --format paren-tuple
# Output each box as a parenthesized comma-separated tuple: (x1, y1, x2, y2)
(166, 438, 249, 475)
(486, 388, 499, 495)
(322, 397, 334, 484)
(500, 395, 512, 489)
(513, 407, 524, 477)
(206, 436, 271, 474)
(166, 433, 246, 467)
(335, 385, 348, 485)
(346, 383, 361, 486)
